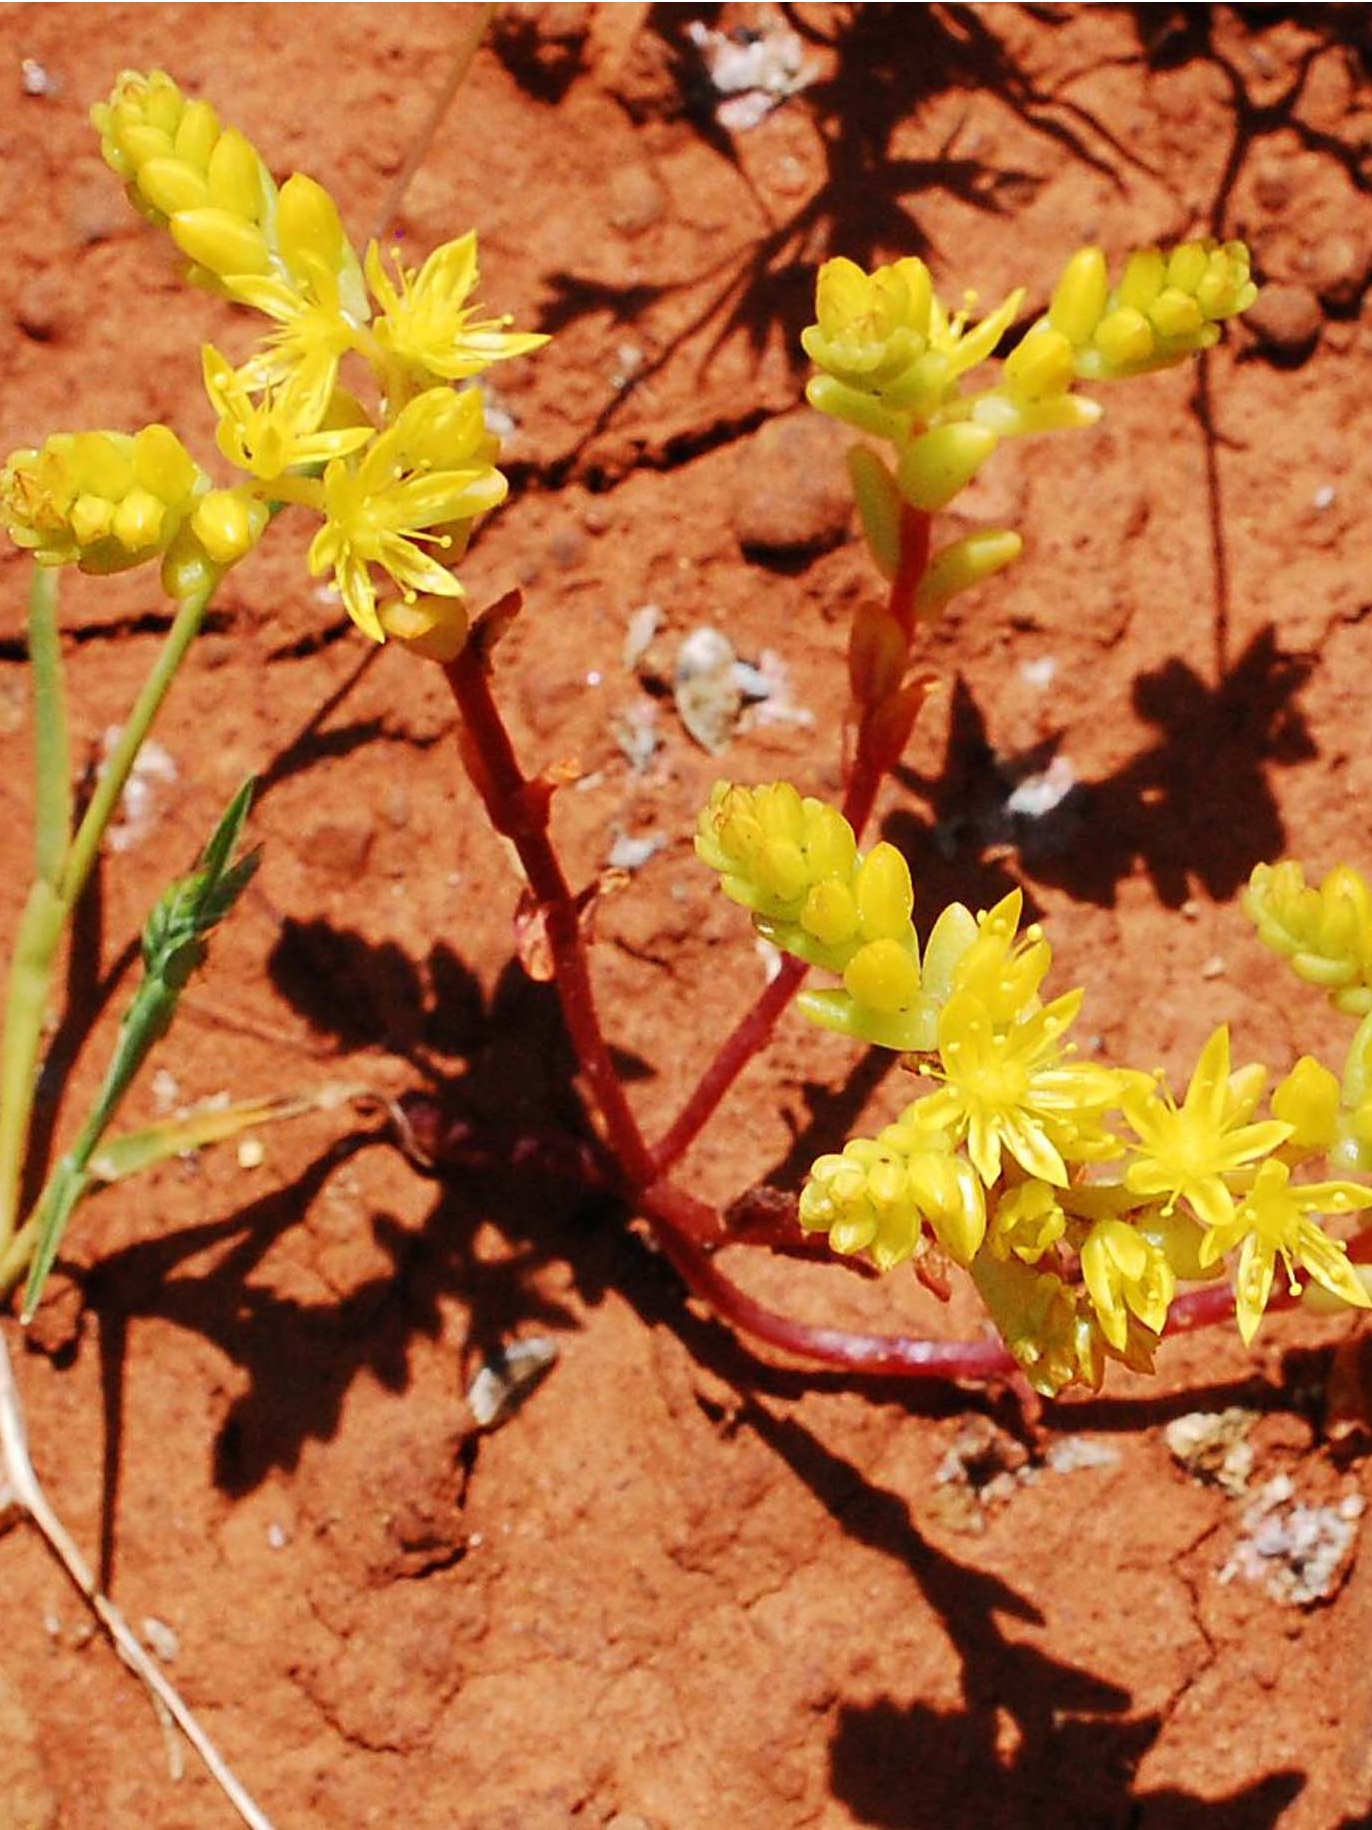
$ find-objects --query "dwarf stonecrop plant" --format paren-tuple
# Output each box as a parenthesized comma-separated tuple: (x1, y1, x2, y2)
(4, 67, 1370, 1401)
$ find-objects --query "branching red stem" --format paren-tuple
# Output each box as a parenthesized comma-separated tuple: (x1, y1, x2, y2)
(444, 647, 655, 1189)
(441, 549, 1312, 1391)
(640, 1178, 1015, 1378)
(649, 505, 932, 1178)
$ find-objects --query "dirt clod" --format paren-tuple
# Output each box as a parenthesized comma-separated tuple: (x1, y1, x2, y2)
(731, 415, 853, 560)
(1244, 282, 1323, 366)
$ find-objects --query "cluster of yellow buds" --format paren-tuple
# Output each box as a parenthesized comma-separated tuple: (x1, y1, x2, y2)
(804, 239, 1256, 591)
(0, 426, 205, 576)
(700, 786, 1372, 1394)
(1245, 860, 1372, 1015)
(1048, 240, 1257, 383)
(2, 69, 548, 655)
(696, 780, 980, 1050)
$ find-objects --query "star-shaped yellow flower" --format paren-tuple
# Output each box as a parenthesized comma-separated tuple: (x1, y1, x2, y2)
(201, 346, 371, 483)
(307, 387, 506, 642)
(915, 986, 1122, 1187)
(1199, 1158, 1372, 1344)
(365, 234, 548, 399)
(1122, 1026, 1290, 1228)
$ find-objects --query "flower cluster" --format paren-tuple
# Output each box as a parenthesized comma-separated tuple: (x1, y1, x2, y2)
(804, 239, 1255, 594)
(701, 787, 1372, 1394)
(1, 69, 547, 651)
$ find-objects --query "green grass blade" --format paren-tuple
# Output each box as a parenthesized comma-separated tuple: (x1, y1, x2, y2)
(27, 567, 70, 889)
(19, 1158, 87, 1322)
(21, 780, 261, 1319)
(89, 1084, 370, 1183)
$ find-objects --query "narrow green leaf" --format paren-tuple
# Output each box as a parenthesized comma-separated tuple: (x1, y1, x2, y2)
(89, 1084, 369, 1183)
(198, 776, 256, 886)
(27, 567, 70, 889)
(22, 779, 261, 1318)
(20, 1158, 88, 1322)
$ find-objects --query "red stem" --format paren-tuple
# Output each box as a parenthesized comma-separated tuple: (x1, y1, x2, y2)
(649, 956, 808, 1176)
(444, 648, 655, 1189)
(641, 1178, 1015, 1378)
(649, 506, 932, 1177)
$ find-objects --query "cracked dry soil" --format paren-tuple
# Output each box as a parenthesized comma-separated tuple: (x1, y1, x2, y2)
(4, 5, 1372, 1828)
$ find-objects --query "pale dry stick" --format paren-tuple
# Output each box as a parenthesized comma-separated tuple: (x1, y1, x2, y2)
(370, 2, 496, 242)
(0, 1330, 276, 1830)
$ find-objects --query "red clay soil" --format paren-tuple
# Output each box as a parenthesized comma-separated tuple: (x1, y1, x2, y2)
(3, 5, 1372, 1827)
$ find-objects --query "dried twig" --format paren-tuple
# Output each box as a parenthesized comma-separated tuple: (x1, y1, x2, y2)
(0, 1330, 276, 1830)
(370, 3, 495, 242)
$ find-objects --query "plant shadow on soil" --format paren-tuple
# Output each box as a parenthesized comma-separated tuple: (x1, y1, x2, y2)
(885, 623, 1317, 918)
(518, 3, 1147, 472)
(601, 1232, 1310, 1828)
(70, 909, 1330, 1827)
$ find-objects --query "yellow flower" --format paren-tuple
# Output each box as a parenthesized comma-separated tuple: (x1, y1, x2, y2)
(946, 889, 1052, 1028)
(365, 234, 548, 399)
(201, 346, 372, 482)
(1, 425, 205, 575)
(228, 174, 372, 411)
(915, 985, 1122, 1186)
(92, 68, 282, 291)
(1122, 1026, 1290, 1227)
(1080, 1218, 1175, 1351)
(1043, 239, 1257, 381)
(1199, 1159, 1372, 1344)
(92, 69, 273, 237)
(802, 256, 938, 397)
(306, 387, 506, 642)
(972, 1249, 1161, 1396)
(804, 256, 1025, 468)
(971, 1254, 1100, 1395)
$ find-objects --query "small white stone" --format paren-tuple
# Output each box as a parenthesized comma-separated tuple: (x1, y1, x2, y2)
(467, 1337, 559, 1429)
(20, 58, 57, 97)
